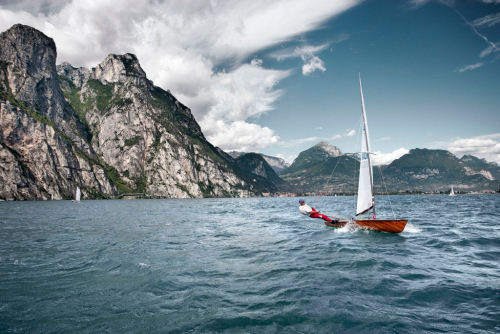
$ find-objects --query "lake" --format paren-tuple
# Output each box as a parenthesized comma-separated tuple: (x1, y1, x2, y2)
(1, 194, 499, 333)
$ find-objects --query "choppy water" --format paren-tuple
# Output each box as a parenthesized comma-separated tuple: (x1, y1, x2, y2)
(0, 195, 499, 333)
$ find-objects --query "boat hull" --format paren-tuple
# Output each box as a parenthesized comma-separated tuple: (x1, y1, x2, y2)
(325, 219, 407, 233)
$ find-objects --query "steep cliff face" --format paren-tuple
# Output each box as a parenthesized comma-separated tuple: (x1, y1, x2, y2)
(261, 154, 290, 174)
(225, 150, 290, 174)
(0, 24, 116, 200)
(234, 153, 290, 192)
(57, 53, 255, 198)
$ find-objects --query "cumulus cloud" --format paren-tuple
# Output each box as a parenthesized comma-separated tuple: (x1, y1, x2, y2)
(371, 148, 409, 166)
(202, 120, 280, 152)
(302, 56, 326, 76)
(346, 129, 356, 137)
(0, 0, 360, 152)
(448, 134, 500, 165)
(457, 62, 484, 72)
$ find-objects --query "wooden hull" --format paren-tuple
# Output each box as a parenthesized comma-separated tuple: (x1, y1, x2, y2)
(325, 219, 407, 233)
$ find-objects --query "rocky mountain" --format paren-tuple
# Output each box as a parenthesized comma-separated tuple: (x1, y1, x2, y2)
(261, 154, 290, 174)
(0, 24, 116, 200)
(280, 142, 500, 193)
(280, 154, 357, 193)
(0, 24, 278, 200)
(280, 141, 343, 177)
(380, 149, 500, 192)
(460, 154, 500, 180)
(226, 151, 244, 159)
(226, 150, 290, 173)
(234, 153, 290, 192)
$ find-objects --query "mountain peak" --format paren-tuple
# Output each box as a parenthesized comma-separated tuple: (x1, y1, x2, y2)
(314, 141, 343, 157)
(92, 53, 148, 84)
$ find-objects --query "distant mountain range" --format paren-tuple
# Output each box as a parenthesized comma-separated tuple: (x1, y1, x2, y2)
(2, 24, 497, 200)
(279, 142, 500, 193)
(226, 151, 290, 173)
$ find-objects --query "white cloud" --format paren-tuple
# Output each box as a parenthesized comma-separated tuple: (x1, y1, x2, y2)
(270, 44, 330, 61)
(202, 120, 280, 152)
(448, 134, 500, 165)
(251, 58, 264, 66)
(371, 148, 409, 166)
(269, 43, 330, 75)
(379, 137, 392, 141)
(316, 127, 323, 130)
(410, 0, 455, 7)
(457, 62, 484, 72)
(0, 0, 361, 152)
(480, 43, 500, 58)
(332, 134, 342, 139)
(281, 137, 321, 147)
(302, 56, 326, 76)
(472, 13, 500, 28)
(346, 129, 356, 137)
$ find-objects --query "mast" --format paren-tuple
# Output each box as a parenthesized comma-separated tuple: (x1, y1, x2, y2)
(356, 73, 375, 216)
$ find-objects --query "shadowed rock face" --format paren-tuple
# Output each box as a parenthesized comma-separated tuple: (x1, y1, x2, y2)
(0, 24, 116, 200)
(225, 150, 290, 174)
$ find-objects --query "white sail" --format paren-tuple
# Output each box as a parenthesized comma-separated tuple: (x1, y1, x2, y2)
(449, 186, 455, 196)
(76, 187, 81, 202)
(356, 74, 374, 216)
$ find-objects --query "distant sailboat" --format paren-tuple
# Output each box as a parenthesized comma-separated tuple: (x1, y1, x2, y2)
(449, 186, 456, 196)
(325, 74, 408, 233)
(72, 187, 81, 202)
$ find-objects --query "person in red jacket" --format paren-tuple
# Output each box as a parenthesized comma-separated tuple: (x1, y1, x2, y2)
(298, 198, 333, 222)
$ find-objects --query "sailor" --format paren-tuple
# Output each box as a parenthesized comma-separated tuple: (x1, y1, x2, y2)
(298, 198, 333, 222)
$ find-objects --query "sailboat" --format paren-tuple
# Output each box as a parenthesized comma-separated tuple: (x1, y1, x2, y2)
(449, 186, 456, 196)
(72, 187, 81, 202)
(325, 75, 408, 233)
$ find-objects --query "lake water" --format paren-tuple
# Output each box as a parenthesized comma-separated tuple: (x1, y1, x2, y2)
(0, 195, 499, 333)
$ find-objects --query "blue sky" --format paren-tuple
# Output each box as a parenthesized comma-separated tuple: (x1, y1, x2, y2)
(1, 0, 499, 164)
(256, 0, 500, 164)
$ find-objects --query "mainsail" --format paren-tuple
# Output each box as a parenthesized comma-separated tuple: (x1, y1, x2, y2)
(76, 187, 81, 202)
(356, 74, 374, 216)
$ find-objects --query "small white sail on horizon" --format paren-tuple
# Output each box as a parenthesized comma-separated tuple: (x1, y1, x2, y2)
(356, 74, 374, 217)
(75, 187, 81, 202)
(449, 186, 455, 196)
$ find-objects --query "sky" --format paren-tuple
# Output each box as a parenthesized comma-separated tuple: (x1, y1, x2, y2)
(1, 0, 499, 165)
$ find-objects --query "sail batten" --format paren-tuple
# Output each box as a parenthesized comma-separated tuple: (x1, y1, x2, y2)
(356, 74, 374, 216)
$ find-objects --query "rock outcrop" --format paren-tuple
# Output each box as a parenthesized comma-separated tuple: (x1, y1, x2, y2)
(57, 51, 257, 198)
(234, 153, 290, 192)
(225, 150, 290, 174)
(261, 154, 290, 174)
(0, 24, 116, 200)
